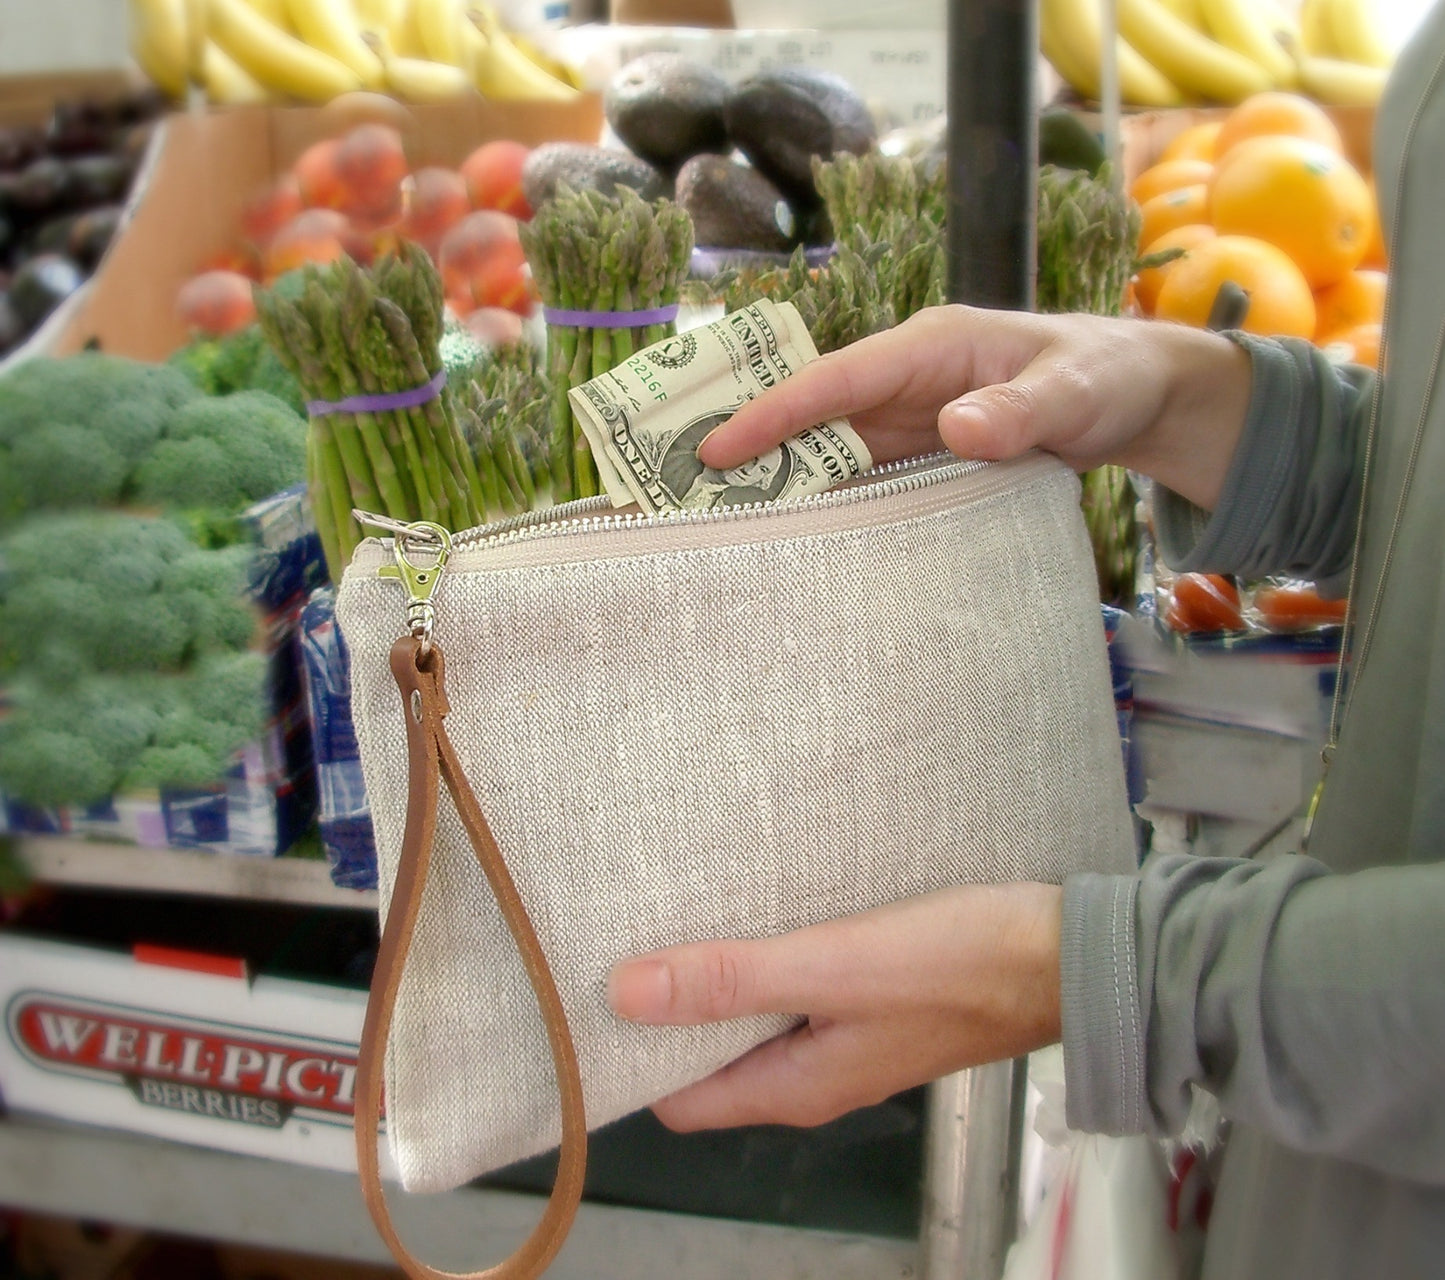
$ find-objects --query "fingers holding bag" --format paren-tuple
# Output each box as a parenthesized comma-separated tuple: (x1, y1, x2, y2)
(609, 883, 1066, 1133)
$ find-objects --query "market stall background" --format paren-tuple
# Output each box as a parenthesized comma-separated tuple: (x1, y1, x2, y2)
(0, 0, 1435, 1276)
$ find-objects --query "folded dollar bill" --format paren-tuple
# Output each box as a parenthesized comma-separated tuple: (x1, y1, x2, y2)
(568, 299, 872, 514)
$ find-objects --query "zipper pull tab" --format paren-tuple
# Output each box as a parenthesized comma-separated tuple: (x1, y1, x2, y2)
(356, 511, 453, 650)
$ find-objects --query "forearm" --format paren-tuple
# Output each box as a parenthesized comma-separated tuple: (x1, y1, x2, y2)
(1063, 854, 1445, 1184)
(1111, 319, 1252, 512)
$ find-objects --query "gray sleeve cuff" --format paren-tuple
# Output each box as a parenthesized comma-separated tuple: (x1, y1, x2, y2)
(1060, 872, 1148, 1135)
(1154, 332, 1302, 572)
(1152, 332, 1371, 588)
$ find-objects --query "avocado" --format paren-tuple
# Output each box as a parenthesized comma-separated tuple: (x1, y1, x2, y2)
(1038, 107, 1107, 176)
(520, 142, 669, 211)
(9, 252, 83, 331)
(723, 68, 877, 206)
(605, 53, 730, 172)
(674, 154, 798, 253)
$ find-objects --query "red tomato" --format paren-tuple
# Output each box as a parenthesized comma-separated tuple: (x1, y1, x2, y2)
(1253, 582, 1348, 630)
(1165, 572, 1244, 634)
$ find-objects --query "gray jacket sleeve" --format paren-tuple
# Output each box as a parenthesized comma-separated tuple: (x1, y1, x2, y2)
(1152, 332, 1373, 594)
(1059, 337, 1445, 1184)
(1062, 856, 1445, 1185)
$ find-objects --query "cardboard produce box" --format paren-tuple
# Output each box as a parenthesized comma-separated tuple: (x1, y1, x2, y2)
(52, 93, 604, 364)
(609, 0, 734, 26)
(0, 926, 389, 1177)
(0, 69, 147, 127)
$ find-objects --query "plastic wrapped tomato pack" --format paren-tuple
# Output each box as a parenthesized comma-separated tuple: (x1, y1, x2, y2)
(1157, 571, 1347, 639)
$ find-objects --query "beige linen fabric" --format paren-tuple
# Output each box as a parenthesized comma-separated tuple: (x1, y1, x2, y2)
(337, 453, 1135, 1192)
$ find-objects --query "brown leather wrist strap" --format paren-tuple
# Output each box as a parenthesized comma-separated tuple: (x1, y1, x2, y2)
(354, 636, 588, 1279)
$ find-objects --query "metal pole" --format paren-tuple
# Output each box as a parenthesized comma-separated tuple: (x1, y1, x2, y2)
(1100, 0, 1122, 169)
(945, 0, 1038, 311)
(922, 2, 1037, 1276)
(920, 1060, 1029, 1280)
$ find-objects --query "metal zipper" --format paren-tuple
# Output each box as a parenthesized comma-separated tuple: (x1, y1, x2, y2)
(357, 450, 1063, 635)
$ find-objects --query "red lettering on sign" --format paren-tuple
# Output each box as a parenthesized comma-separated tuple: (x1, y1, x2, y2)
(12, 997, 359, 1116)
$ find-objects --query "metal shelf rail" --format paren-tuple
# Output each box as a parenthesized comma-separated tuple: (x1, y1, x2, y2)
(0, 1116, 917, 1279)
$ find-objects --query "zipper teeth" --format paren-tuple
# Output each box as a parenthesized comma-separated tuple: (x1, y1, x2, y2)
(450, 452, 988, 550)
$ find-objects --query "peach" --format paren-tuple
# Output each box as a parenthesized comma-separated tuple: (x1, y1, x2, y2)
(460, 139, 532, 219)
(461, 305, 525, 348)
(291, 139, 350, 210)
(241, 176, 304, 249)
(335, 123, 409, 224)
(438, 210, 527, 310)
(176, 269, 257, 336)
(199, 245, 262, 281)
(401, 166, 470, 258)
(264, 207, 353, 279)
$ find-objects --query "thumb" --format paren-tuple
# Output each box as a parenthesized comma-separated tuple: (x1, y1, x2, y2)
(607, 940, 781, 1026)
(938, 358, 1098, 464)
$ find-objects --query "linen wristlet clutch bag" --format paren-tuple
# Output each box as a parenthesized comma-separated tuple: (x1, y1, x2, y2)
(336, 449, 1137, 1278)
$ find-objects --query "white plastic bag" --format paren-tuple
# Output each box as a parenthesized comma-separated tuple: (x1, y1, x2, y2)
(1004, 1131, 1182, 1280)
(1005, 1050, 1220, 1280)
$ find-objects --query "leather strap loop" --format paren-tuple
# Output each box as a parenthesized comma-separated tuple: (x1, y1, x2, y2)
(355, 636, 588, 1279)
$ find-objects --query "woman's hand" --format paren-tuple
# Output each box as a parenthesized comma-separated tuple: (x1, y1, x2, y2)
(607, 882, 1063, 1132)
(701, 304, 1253, 512)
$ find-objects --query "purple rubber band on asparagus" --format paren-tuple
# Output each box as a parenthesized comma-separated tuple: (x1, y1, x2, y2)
(306, 369, 447, 417)
(541, 304, 680, 327)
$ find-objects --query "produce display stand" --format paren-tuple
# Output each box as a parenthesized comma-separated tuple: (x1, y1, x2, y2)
(0, 2, 1139, 1277)
(12, 836, 376, 910)
(1, 834, 921, 1276)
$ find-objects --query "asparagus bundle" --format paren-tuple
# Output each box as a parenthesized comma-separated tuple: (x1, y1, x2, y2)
(715, 241, 894, 355)
(518, 184, 693, 506)
(1035, 162, 1140, 317)
(812, 150, 948, 322)
(254, 245, 486, 583)
(452, 340, 552, 516)
(1035, 161, 1144, 608)
(710, 151, 947, 351)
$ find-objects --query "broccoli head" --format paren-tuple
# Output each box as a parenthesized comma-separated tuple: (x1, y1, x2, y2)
(0, 352, 202, 526)
(0, 658, 267, 807)
(0, 510, 259, 678)
(131, 390, 307, 518)
(169, 326, 306, 415)
(168, 337, 225, 397)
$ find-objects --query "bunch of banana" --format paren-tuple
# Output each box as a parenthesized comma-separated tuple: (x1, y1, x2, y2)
(1040, 0, 1393, 108)
(127, 0, 578, 107)
(1294, 0, 1394, 105)
(390, 0, 579, 101)
(357, 0, 578, 100)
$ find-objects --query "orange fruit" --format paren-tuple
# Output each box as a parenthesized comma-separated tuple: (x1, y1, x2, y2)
(1313, 268, 1387, 343)
(1154, 234, 1316, 338)
(1137, 183, 1210, 250)
(1160, 119, 1224, 164)
(1209, 135, 1373, 288)
(1213, 91, 1344, 161)
(1321, 321, 1382, 368)
(1130, 157, 1215, 206)
(1133, 224, 1217, 316)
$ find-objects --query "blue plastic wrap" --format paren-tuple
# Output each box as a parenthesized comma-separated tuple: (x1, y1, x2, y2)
(298, 586, 377, 890)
